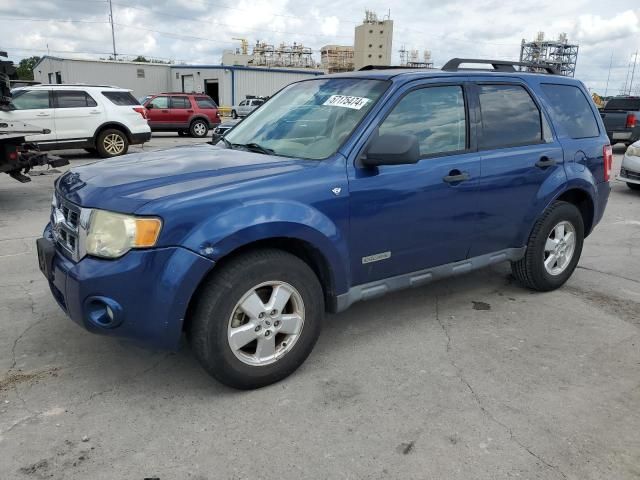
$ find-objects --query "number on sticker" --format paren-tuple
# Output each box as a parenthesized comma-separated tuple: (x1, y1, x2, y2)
(323, 95, 370, 110)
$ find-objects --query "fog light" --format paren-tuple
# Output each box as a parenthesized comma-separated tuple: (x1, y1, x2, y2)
(84, 296, 123, 329)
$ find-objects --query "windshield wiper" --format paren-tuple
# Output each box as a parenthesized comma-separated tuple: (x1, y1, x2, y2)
(232, 142, 275, 155)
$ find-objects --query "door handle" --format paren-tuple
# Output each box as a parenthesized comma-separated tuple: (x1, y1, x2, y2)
(187, 110, 194, 113)
(161, 109, 169, 113)
(89, 110, 101, 115)
(443, 171, 471, 184)
(535, 156, 556, 168)
(36, 113, 50, 117)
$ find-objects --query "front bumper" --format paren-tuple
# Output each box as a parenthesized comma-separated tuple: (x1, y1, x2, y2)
(40, 225, 214, 350)
(617, 152, 640, 185)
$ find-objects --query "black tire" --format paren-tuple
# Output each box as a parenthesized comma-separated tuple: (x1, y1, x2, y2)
(231, 110, 238, 119)
(627, 182, 640, 191)
(189, 119, 209, 138)
(511, 201, 584, 292)
(96, 128, 129, 158)
(188, 249, 324, 389)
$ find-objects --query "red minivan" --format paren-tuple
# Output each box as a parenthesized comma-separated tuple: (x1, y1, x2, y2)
(144, 93, 221, 138)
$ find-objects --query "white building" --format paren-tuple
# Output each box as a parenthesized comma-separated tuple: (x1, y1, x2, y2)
(33, 56, 323, 106)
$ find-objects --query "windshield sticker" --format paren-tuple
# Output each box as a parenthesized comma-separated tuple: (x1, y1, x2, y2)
(323, 95, 370, 110)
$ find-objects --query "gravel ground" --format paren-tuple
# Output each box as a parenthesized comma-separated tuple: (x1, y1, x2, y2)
(0, 138, 639, 480)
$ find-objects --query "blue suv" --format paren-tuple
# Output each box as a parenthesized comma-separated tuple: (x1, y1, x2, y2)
(37, 59, 611, 389)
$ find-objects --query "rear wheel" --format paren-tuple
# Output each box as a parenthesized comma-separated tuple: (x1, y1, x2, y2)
(96, 129, 128, 158)
(627, 182, 640, 191)
(511, 201, 584, 291)
(188, 249, 324, 389)
(190, 119, 208, 138)
(231, 110, 238, 119)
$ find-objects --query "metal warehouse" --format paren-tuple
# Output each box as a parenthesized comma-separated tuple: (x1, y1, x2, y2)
(32, 56, 323, 107)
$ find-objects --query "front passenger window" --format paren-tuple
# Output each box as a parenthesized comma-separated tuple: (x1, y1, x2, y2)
(11, 90, 50, 110)
(379, 86, 467, 157)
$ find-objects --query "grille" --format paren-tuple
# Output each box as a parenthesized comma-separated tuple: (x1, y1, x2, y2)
(52, 194, 83, 260)
(621, 168, 640, 181)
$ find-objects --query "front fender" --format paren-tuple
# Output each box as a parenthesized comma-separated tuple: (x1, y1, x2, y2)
(181, 200, 350, 294)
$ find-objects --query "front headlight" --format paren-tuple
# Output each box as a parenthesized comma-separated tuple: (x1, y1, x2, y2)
(86, 210, 162, 259)
(626, 145, 640, 158)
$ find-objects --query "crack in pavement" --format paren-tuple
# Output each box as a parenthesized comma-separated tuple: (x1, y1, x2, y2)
(434, 295, 568, 480)
(576, 265, 640, 285)
(76, 353, 173, 406)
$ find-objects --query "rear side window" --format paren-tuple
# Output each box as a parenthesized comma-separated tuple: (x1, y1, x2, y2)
(195, 97, 217, 109)
(605, 98, 640, 111)
(171, 96, 191, 109)
(540, 84, 599, 139)
(478, 84, 542, 149)
(11, 90, 50, 110)
(56, 91, 98, 108)
(102, 91, 139, 106)
(379, 85, 467, 157)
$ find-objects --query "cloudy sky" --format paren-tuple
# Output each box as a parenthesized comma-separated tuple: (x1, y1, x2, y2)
(1, 0, 639, 94)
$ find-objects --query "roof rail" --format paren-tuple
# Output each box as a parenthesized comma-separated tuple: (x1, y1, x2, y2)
(358, 65, 412, 71)
(441, 58, 560, 75)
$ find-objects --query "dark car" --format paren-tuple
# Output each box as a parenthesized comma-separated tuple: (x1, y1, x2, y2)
(143, 93, 221, 138)
(38, 58, 611, 389)
(600, 96, 640, 146)
(210, 119, 240, 144)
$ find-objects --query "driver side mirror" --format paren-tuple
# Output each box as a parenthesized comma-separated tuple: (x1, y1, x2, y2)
(146, 104, 153, 109)
(361, 133, 420, 167)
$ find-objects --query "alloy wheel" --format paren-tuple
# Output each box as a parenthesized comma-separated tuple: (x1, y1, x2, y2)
(227, 281, 305, 366)
(543, 220, 576, 276)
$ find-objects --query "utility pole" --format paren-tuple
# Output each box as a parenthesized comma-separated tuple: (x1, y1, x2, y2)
(108, 0, 117, 60)
(629, 50, 638, 96)
(604, 51, 613, 97)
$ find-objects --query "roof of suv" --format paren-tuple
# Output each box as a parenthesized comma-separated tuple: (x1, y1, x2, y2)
(328, 68, 570, 82)
(19, 84, 131, 91)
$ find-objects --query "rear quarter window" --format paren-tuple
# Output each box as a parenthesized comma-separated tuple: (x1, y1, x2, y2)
(102, 91, 140, 106)
(195, 97, 217, 109)
(540, 84, 600, 139)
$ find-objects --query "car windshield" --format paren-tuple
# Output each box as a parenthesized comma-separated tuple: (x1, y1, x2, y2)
(223, 78, 389, 160)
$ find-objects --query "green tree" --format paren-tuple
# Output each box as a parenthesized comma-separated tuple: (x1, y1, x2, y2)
(16, 56, 41, 80)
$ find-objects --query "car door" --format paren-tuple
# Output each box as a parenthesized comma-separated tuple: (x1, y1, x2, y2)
(238, 100, 249, 116)
(53, 90, 105, 143)
(468, 81, 565, 257)
(347, 82, 482, 286)
(145, 95, 170, 128)
(169, 96, 193, 127)
(0, 89, 56, 142)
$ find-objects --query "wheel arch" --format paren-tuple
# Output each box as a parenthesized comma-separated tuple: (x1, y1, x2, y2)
(183, 236, 338, 334)
(554, 187, 595, 237)
(189, 115, 211, 128)
(93, 122, 133, 145)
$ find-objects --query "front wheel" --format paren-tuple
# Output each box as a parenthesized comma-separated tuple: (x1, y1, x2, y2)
(231, 110, 238, 119)
(511, 201, 584, 291)
(627, 182, 640, 191)
(188, 249, 324, 389)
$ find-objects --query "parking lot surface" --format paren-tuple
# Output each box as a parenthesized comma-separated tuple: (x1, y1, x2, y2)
(1, 138, 639, 479)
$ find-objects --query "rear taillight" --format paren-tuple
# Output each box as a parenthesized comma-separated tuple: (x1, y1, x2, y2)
(626, 113, 637, 129)
(133, 107, 148, 120)
(603, 144, 613, 182)
(7, 149, 18, 161)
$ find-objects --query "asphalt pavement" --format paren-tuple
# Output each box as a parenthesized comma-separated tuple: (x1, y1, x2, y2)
(1, 137, 638, 479)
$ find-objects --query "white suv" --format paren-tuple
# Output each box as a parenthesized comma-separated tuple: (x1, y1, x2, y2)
(0, 85, 151, 157)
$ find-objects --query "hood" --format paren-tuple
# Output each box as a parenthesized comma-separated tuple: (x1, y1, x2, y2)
(57, 144, 317, 212)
